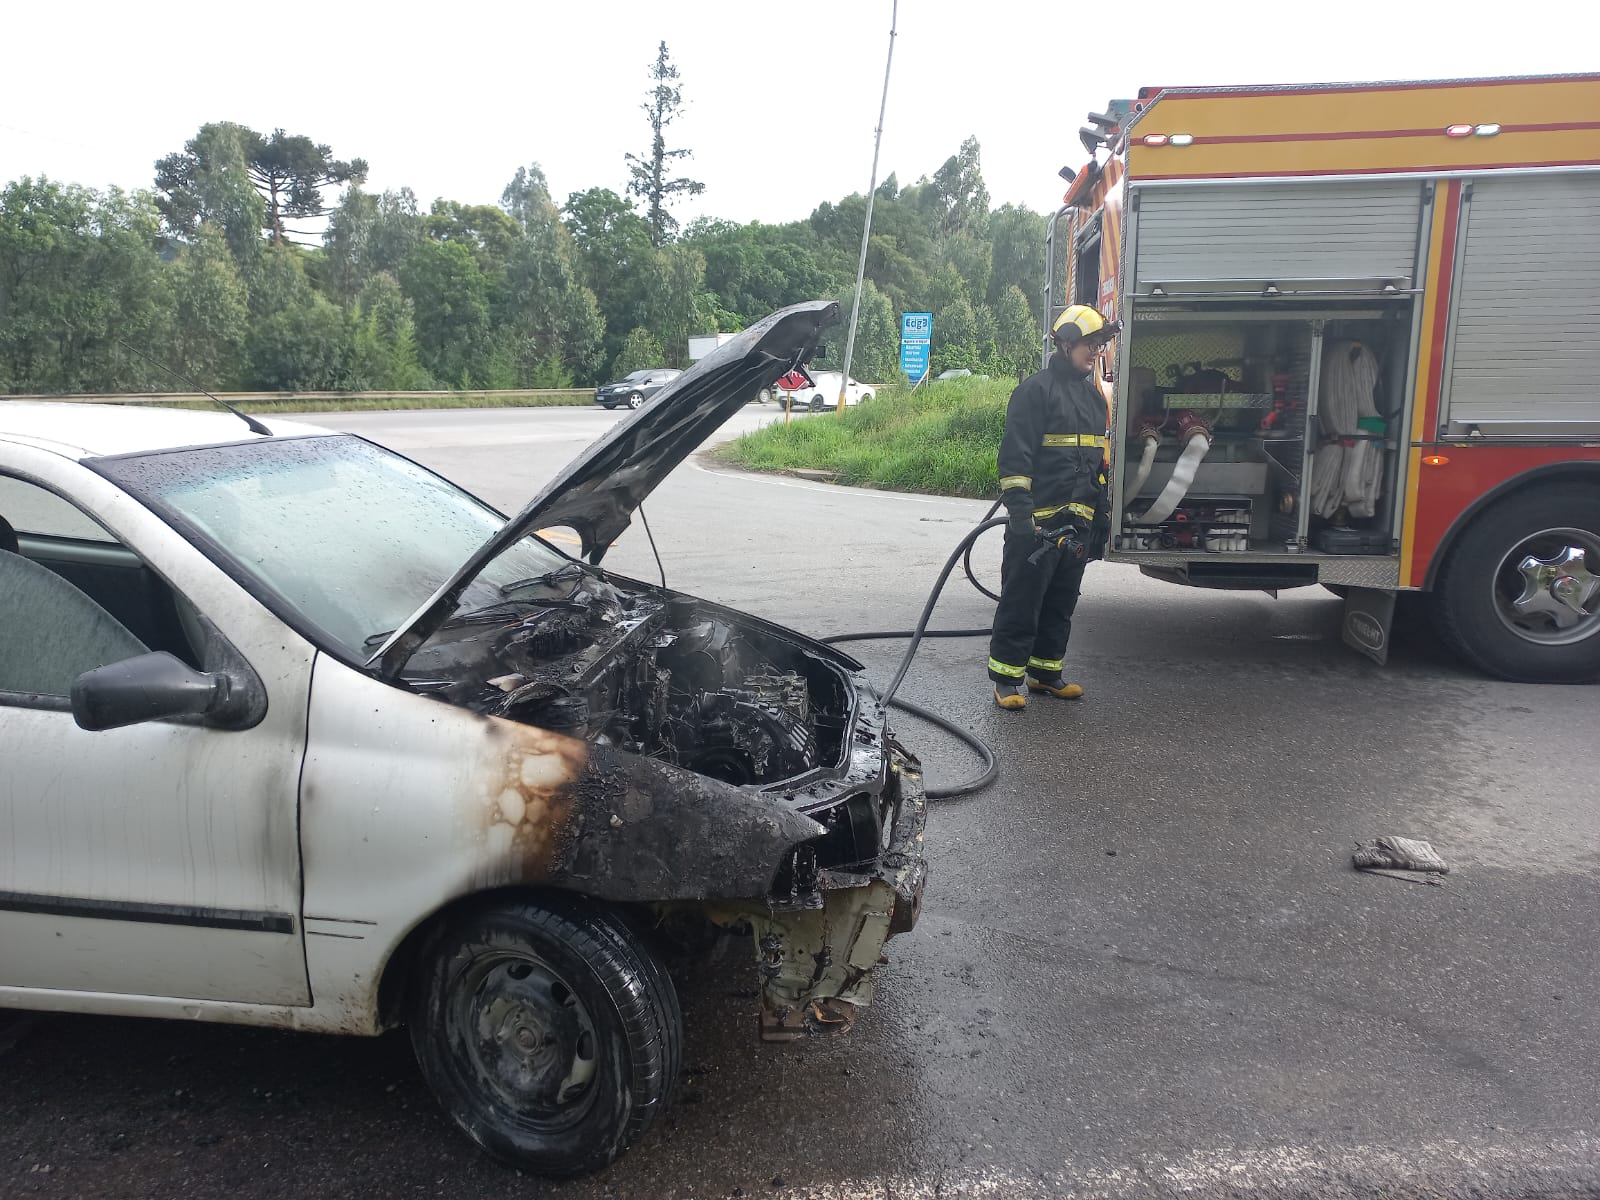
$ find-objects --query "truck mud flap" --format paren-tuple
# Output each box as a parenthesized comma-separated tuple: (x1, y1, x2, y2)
(1341, 586, 1397, 666)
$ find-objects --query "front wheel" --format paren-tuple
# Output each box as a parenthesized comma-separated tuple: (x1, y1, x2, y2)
(809, 395, 825, 412)
(858, 392, 872, 403)
(1433, 483, 1600, 683)
(408, 899, 680, 1178)
(626, 391, 645, 410)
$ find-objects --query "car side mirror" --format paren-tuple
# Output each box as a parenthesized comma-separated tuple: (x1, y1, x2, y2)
(71, 652, 258, 732)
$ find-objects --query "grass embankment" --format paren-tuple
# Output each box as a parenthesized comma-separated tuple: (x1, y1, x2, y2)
(717, 378, 1011, 498)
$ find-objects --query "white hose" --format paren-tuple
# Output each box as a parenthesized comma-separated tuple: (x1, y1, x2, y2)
(1312, 341, 1382, 518)
(1133, 433, 1211, 525)
(1126, 434, 1160, 501)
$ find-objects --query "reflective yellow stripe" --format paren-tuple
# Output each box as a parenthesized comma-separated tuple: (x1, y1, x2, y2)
(1041, 434, 1108, 448)
(987, 657, 1027, 678)
(1027, 656, 1063, 672)
(1032, 502, 1096, 521)
(998, 475, 1032, 491)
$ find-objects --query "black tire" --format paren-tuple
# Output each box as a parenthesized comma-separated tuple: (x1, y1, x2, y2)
(859, 392, 872, 403)
(809, 395, 825, 412)
(626, 391, 645, 410)
(408, 898, 680, 1178)
(1432, 483, 1600, 683)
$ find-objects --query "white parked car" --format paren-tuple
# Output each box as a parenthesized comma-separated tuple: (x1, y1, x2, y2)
(768, 370, 875, 412)
(0, 303, 925, 1178)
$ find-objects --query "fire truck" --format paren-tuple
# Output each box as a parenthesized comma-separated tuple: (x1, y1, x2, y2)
(1046, 74, 1600, 682)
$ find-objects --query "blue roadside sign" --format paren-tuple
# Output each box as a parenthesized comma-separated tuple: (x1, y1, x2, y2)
(900, 311, 932, 381)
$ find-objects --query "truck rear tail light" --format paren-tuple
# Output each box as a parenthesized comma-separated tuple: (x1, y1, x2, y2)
(1143, 134, 1170, 147)
(1445, 124, 1474, 138)
(1474, 123, 1502, 136)
(1168, 134, 1194, 147)
(1423, 454, 1451, 467)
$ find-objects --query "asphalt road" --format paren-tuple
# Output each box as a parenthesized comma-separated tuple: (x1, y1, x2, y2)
(5, 404, 1598, 1199)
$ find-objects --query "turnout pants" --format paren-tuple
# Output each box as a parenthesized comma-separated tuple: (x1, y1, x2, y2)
(987, 524, 1088, 684)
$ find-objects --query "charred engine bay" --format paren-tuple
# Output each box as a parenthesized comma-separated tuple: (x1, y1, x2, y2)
(405, 568, 852, 789)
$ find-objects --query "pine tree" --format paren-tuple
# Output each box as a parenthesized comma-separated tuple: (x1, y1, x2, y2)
(625, 42, 704, 247)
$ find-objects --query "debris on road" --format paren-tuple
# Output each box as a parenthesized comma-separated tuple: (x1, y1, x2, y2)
(1354, 836, 1450, 884)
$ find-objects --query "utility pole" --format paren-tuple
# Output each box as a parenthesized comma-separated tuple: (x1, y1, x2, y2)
(837, 0, 898, 412)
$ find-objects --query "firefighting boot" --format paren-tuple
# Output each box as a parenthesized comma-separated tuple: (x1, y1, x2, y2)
(1027, 674, 1085, 699)
(993, 682, 1028, 710)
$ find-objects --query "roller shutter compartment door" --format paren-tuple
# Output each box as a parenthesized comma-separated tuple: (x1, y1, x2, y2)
(1133, 181, 1423, 292)
(1446, 174, 1600, 429)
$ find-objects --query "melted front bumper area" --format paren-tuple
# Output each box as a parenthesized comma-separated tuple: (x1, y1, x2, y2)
(696, 742, 928, 1041)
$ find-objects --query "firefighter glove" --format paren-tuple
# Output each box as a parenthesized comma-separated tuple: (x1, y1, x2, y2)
(1006, 506, 1038, 542)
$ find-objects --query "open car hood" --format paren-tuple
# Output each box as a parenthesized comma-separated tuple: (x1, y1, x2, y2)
(373, 300, 839, 678)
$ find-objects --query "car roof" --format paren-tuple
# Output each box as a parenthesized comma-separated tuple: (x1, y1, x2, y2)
(0, 402, 331, 460)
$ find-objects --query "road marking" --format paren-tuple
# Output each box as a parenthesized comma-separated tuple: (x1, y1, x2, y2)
(760, 1132, 1600, 1198)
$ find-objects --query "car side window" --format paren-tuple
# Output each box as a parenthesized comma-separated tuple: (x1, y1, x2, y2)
(0, 548, 147, 703)
(0, 476, 157, 705)
(0, 474, 113, 542)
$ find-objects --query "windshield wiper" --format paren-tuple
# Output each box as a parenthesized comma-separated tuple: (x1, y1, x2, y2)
(364, 593, 586, 647)
(498, 562, 585, 597)
(363, 565, 588, 647)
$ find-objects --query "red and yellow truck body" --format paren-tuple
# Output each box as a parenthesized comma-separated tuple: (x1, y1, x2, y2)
(1051, 75, 1600, 679)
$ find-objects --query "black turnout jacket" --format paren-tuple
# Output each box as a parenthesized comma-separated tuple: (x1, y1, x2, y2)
(997, 355, 1109, 526)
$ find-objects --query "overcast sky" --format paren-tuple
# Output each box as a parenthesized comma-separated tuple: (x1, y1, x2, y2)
(3, 0, 1593, 228)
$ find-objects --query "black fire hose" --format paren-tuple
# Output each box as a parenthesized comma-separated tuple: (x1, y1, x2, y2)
(822, 504, 1008, 800)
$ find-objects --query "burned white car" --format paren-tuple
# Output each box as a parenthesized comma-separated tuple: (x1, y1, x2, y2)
(0, 302, 926, 1177)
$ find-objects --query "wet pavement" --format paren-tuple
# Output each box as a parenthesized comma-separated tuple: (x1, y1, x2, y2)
(4, 407, 1598, 1198)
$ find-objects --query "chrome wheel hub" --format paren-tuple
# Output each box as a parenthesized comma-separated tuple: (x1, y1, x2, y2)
(1497, 530, 1600, 646)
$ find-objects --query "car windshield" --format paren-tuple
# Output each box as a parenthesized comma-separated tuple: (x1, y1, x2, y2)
(93, 434, 570, 660)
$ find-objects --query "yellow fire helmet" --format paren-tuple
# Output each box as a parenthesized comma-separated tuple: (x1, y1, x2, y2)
(1052, 304, 1120, 347)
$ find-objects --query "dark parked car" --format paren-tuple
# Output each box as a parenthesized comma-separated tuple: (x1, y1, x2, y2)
(594, 368, 681, 410)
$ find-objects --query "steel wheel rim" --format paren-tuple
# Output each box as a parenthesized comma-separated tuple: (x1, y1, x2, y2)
(1492, 526, 1600, 647)
(455, 949, 599, 1129)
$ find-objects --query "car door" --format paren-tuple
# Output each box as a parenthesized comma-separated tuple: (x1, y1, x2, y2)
(0, 458, 312, 1006)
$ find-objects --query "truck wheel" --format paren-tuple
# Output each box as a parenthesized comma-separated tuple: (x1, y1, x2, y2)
(1433, 484, 1600, 683)
(408, 899, 680, 1178)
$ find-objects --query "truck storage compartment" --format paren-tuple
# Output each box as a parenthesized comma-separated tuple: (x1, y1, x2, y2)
(1443, 172, 1600, 437)
(1114, 307, 1411, 556)
(1132, 181, 1424, 297)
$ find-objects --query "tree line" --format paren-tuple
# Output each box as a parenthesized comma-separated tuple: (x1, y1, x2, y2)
(0, 45, 1046, 396)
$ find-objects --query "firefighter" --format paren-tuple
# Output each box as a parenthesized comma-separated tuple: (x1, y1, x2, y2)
(988, 303, 1119, 709)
